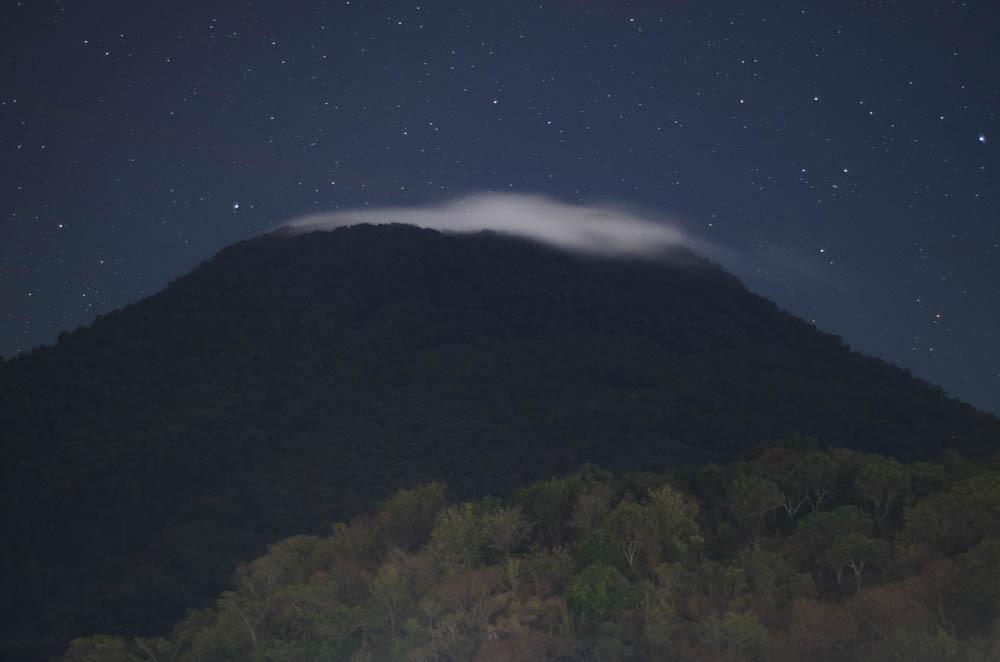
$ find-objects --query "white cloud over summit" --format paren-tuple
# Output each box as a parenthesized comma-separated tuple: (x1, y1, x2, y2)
(283, 193, 714, 259)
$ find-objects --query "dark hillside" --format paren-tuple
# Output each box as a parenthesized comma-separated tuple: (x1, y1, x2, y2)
(1, 224, 995, 658)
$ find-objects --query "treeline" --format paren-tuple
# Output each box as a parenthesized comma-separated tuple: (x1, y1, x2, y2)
(63, 439, 1000, 661)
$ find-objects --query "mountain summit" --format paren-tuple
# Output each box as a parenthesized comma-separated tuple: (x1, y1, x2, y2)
(1, 224, 996, 658)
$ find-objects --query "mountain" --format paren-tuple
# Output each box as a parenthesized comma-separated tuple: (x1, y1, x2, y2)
(1, 223, 996, 659)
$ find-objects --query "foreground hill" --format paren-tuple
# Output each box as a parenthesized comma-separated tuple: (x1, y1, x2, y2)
(1, 224, 996, 658)
(63, 446, 1000, 661)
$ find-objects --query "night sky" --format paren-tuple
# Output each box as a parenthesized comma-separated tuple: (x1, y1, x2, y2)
(2, 1, 998, 414)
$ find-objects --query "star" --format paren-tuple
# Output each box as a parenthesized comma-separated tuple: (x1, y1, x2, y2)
(979, 134, 987, 144)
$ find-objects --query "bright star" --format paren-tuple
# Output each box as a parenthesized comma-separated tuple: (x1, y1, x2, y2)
(979, 134, 988, 144)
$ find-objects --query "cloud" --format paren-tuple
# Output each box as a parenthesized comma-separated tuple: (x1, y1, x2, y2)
(282, 192, 718, 260)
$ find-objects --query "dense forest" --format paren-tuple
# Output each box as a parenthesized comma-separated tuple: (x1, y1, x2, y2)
(3, 225, 998, 658)
(62, 440, 1000, 661)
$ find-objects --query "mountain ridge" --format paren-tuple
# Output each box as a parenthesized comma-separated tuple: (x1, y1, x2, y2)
(1, 223, 996, 659)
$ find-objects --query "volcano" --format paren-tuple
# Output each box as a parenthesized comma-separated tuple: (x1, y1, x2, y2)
(1, 223, 995, 658)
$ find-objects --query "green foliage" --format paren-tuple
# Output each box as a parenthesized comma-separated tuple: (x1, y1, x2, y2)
(521, 545, 575, 596)
(737, 548, 815, 621)
(726, 474, 784, 546)
(689, 559, 750, 618)
(514, 477, 576, 546)
(638, 579, 682, 651)
(427, 502, 490, 569)
(905, 472, 1000, 554)
(910, 461, 948, 496)
(376, 482, 447, 552)
(423, 500, 532, 572)
(609, 501, 655, 570)
(370, 560, 412, 639)
(647, 483, 704, 564)
(822, 533, 891, 591)
(800, 450, 840, 512)
(864, 628, 967, 662)
(855, 459, 911, 530)
(481, 505, 532, 559)
(576, 529, 624, 570)
(54, 450, 1000, 662)
(567, 565, 634, 626)
(950, 539, 1000, 630)
(568, 486, 614, 537)
(790, 505, 872, 566)
(696, 610, 767, 661)
(757, 446, 815, 517)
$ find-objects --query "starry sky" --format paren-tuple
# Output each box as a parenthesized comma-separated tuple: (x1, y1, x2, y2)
(2, 0, 998, 414)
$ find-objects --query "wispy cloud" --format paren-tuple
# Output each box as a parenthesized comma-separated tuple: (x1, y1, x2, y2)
(283, 192, 719, 260)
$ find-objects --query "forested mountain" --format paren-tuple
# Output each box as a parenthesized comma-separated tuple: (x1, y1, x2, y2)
(1, 224, 996, 659)
(63, 446, 1000, 661)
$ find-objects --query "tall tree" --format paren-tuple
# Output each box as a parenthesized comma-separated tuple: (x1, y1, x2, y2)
(726, 475, 783, 547)
(823, 534, 890, 592)
(855, 460, 911, 531)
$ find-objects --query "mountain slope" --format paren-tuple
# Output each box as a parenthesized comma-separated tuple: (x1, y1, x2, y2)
(1, 224, 996, 658)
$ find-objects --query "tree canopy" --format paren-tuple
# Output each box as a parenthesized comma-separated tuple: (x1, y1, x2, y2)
(62, 445, 1000, 662)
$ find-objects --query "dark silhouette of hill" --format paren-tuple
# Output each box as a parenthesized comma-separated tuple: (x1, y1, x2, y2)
(0, 224, 996, 659)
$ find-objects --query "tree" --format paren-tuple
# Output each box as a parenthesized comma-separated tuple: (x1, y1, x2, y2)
(329, 515, 378, 568)
(208, 535, 326, 651)
(56, 459, 1000, 661)
(756, 448, 838, 518)
(758, 448, 812, 518)
(567, 564, 634, 627)
(646, 484, 703, 564)
(431, 566, 504, 634)
(905, 491, 980, 555)
(864, 628, 964, 662)
(482, 505, 532, 560)
(726, 475, 784, 547)
(855, 460, 910, 531)
(520, 545, 575, 596)
(515, 477, 575, 546)
(905, 472, 1000, 554)
(370, 557, 413, 647)
(609, 501, 653, 570)
(376, 482, 447, 552)
(569, 486, 613, 537)
(223, 554, 291, 648)
(737, 549, 814, 623)
(264, 581, 363, 656)
(800, 451, 839, 513)
(950, 539, 1000, 629)
(791, 506, 871, 567)
(823, 533, 890, 592)
(576, 528, 623, 570)
(693, 463, 729, 529)
(696, 610, 767, 662)
(638, 580, 682, 652)
(689, 559, 749, 619)
(909, 461, 947, 497)
(428, 502, 489, 569)
(184, 606, 255, 661)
